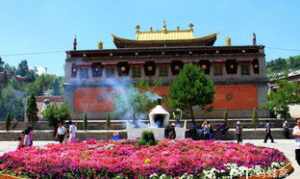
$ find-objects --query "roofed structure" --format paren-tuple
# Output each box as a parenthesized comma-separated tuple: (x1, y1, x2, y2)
(112, 23, 217, 48)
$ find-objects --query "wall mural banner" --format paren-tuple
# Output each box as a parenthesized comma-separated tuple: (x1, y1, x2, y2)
(74, 88, 114, 112)
(212, 84, 258, 110)
(73, 84, 257, 113)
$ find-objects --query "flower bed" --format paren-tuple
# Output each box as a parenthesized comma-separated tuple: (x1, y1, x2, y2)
(0, 139, 293, 178)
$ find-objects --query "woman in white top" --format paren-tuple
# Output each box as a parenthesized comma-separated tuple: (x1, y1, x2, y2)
(68, 120, 77, 143)
(292, 118, 300, 166)
(56, 121, 66, 144)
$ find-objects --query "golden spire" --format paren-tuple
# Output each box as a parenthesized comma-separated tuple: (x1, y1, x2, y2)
(225, 36, 232, 46)
(98, 41, 103, 49)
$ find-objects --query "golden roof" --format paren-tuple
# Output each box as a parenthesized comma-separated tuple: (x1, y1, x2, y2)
(112, 23, 217, 48)
(136, 29, 195, 41)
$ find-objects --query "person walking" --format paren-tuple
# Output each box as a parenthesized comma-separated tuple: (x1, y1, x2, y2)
(56, 121, 67, 144)
(235, 121, 242, 143)
(293, 118, 300, 166)
(282, 120, 290, 139)
(68, 120, 77, 143)
(264, 120, 274, 143)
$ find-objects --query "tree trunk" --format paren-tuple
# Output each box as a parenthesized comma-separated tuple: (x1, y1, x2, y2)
(189, 105, 195, 126)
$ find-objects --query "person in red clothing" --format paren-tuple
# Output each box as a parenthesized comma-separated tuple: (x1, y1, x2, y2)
(17, 131, 25, 149)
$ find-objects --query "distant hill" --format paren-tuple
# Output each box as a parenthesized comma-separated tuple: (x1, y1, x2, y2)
(266, 55, 300, 75)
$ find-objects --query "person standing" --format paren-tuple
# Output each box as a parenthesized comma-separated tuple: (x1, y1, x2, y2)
(112, 132, 121, 141)
(164, 123, 176, 139)
(68, 120, 77, 143)
(282, 120, 290, 139)
(235, 121, 242, 143)
(293, 118, 300, 166)
(56, 121, 66, 144)
(17, 131, 25, 149)
(264, 120, 274, 143)
(23, 127, 33, 147)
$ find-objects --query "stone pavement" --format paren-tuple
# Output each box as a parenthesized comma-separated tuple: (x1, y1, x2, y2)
(0, 140, 299, 178)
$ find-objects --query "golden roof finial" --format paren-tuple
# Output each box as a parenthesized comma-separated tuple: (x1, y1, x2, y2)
(98, 41, 103, 49)
(189, 23, 194, 31)
(135, 24, 141, 33)
(225, 36, 232, 46)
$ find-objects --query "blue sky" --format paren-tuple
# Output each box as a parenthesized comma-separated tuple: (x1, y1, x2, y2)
(0, 0, 299, 76)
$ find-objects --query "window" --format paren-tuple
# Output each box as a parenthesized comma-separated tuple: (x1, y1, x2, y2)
(105, 66, 115, 77)
(213, 63, 223, 76)
(132, 65, 141, 78)
(92, 63, 103, 77)
(225, 60, 238, 74)
(79, 67, 89, 79)
(252, 59, 259, 74)
(241, 63, 250, 75)
(117, 62, 130, 76)
(71, 64, 77, 78)
(199, 60, 210, 74)
(158, 64, 169, 77)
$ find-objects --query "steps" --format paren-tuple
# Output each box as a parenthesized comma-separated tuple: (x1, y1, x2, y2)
(0, 128, 293, 141)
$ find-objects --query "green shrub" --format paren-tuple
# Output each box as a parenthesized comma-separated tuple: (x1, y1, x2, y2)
(223, 110, 228, 125)
(106, 113, 111, 130)
(252, 108, 258, 129)
(83, 113, 88, 130)
(5, 112, 12, 131)
(138, 130, 157, 146)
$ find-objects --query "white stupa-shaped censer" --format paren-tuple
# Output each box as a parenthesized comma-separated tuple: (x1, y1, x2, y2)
(289, 104, 300, 119)
(149, 105, 170, 128)
(127, 100, 186, 140)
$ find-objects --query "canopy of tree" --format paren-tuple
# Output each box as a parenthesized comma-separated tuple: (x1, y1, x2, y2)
(0, 58, 64, 121)
(170, 64, 214, 123)
(266, 79, 300, 119)
(267, 55, 300, 74)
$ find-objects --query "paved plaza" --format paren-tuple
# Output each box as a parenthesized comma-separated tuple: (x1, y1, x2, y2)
(0, 139, 299, 178)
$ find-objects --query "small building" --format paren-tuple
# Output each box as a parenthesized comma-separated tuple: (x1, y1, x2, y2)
(64, 24, 269, 119)
(35, 96, 64, 119)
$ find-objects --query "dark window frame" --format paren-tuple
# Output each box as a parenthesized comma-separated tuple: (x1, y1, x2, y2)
(158, 64, 169, 77)
(213, 63, 223, 76)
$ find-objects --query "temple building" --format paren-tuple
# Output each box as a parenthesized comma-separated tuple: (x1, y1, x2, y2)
(64, 23, 269, 119)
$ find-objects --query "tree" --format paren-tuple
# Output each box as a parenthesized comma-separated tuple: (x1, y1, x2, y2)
(0, 84, 25, 121)
(266, 79, 300, 119)
(52, 78, 61, 96)
(5, 112, 12, 131)
(16, 60, 29, 77)
(170, 64, 214, 124)
(252, 108, 258, 130)
(106, 112, 111, 130)
(26, 74, 55, 96)
(26, 94, 39, 125)
(0, 57, 4, 72)
(83, 113, 88, 131)
(43, 103, 71, 134)
(223, 110, 229, 125)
